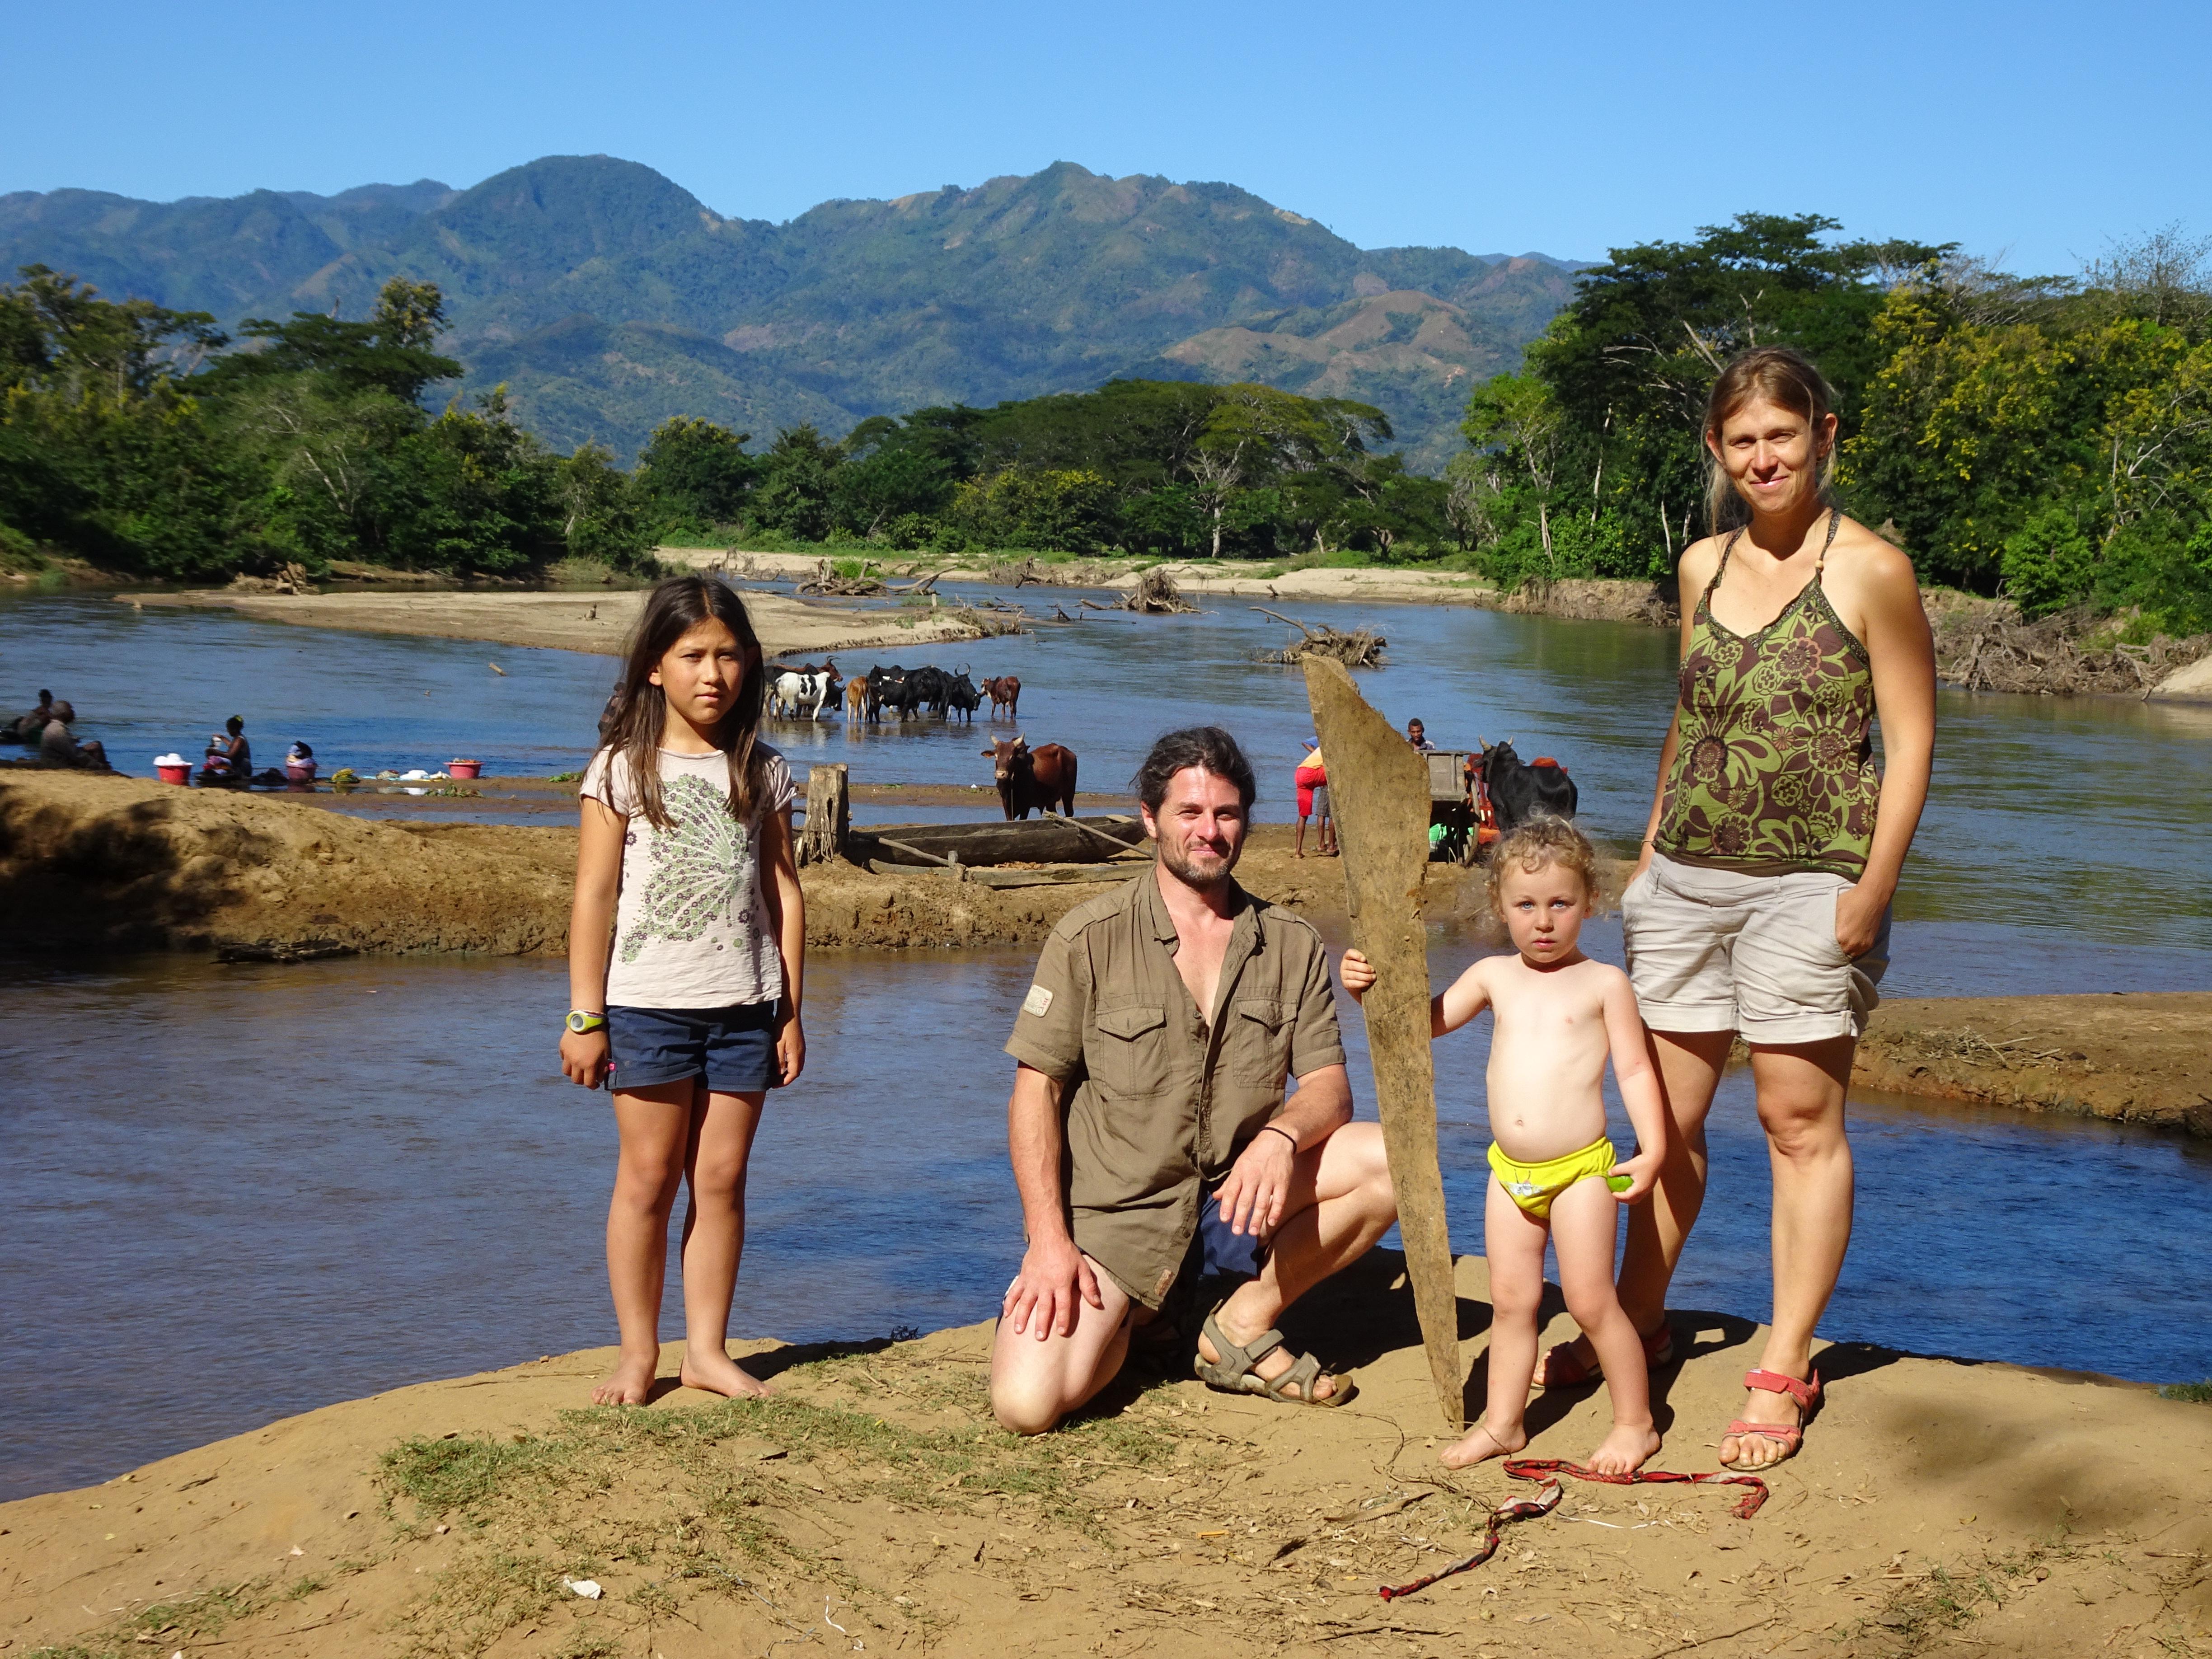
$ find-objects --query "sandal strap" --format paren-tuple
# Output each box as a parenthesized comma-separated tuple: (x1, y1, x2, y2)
(1743, 1368, 1817, 1409)
(1265, 1350, 1324, 1401)
(1200, 1308, 1284, 1378)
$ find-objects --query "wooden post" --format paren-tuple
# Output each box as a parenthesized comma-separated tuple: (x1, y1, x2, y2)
(797, 764, 849, 867)
(1303, 657, 1463, 1430)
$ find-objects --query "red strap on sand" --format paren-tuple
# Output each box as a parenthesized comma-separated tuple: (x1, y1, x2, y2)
(1376, 1458, 1768, 1601)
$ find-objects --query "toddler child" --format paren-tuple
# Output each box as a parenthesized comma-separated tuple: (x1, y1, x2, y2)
(559, 575, 806, 1406)
(1343, 816, 1667, 1473)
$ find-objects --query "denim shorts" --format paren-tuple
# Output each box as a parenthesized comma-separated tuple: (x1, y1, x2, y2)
(1191, 1180, 1269, 1280)
(606, 1001, 780, 1093)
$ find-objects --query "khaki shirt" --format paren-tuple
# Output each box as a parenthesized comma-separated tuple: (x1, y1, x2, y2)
(1003, 870, 1346, 1308)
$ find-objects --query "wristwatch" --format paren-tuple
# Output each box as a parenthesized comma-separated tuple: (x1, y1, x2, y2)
(566, 1009, 608, 1035)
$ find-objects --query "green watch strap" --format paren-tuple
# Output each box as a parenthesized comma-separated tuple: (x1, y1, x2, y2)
(567, 1010, 608, 1035)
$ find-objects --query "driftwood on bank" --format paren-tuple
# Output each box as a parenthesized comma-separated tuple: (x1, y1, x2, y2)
(1303, 656, 1460, 1430)
(797, 559, 889, 597)
(1254, 607, 1388, 667)
(1118, 568, 1197, 614)
(1933, 605, 2211, 696)
(846, 815, 1148, 868)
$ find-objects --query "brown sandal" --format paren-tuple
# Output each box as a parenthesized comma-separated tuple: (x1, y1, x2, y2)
(1192, 1307, 1354, 1407)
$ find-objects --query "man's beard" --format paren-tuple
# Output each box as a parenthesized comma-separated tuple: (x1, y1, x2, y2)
(1158, 832, 1240, 893)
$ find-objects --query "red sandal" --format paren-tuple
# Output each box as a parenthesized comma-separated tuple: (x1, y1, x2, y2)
(1535, 1320, 1675, 1390)
(1720, 1367, 1821, 1466)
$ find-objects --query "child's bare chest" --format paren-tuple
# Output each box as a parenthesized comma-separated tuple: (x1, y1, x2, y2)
(1485, 969, 1607, 1053)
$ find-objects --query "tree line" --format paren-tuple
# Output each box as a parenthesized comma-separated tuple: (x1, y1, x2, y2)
(1458, 213, 2212, 632)
(0, 266, 1462, 581)
(9, 220, 2212, 634)
(0, 270, 654, 580)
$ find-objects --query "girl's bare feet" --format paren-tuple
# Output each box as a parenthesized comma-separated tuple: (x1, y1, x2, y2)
(1585, 1421, 1662, 1475)
(1439, 1418, 1526, 1470)
(680, 1343, 773, 1399)
(591, 1350, 659, 1406)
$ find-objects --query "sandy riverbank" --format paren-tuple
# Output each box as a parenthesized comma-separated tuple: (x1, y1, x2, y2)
(5, 1249, 2207, 1658)
(673, 545, 1678, 623)
(4, 772, 2206, 1135)
(115, 586, 996, 659)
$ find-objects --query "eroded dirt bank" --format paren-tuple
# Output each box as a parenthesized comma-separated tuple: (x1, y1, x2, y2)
(5, 773, 2204, 1134)
(0, 773, 1381, 957)
(1854, 993, 2212, 1135)
(4, 1250, 2206, 1659)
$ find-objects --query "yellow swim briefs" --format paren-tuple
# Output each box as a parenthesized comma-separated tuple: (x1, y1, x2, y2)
(1487, 1136, 1632, 1220)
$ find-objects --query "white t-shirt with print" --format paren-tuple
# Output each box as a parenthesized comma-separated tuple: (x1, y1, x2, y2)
(581, 744, 798, 1010)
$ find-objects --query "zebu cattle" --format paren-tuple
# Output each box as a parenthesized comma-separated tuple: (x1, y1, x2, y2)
(981, 736, 1078, 820)
(1472, 739, 1578, 836)
(944, 671, 981, 722)
(844, 674, 870, 721)
(907, 665, 950, 717)
(981, 675, 1022, 719)
(770, 667, 839, 719)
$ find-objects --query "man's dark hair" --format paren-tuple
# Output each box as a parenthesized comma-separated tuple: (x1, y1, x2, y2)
(1134, 726, 1258, 813)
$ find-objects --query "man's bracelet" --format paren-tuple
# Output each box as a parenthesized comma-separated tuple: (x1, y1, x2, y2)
(1260, 1124, 1299, 1153)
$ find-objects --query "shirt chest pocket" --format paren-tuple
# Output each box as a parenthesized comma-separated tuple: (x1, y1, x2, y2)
(1091, 1003, 1172, 1097)
(1229, 996, 1294, 1085)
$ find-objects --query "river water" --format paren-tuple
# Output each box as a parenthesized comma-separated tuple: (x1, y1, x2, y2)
(3, 586, 2210, 1501)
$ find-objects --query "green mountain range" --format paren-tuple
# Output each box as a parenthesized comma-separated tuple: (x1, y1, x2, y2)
(0, 156, 1578, 469)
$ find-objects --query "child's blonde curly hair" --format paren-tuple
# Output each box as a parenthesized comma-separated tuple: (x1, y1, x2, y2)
(1485, 815, 1600, 916)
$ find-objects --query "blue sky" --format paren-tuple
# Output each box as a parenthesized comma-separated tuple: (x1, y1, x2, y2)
(9, 0, 2207, 273)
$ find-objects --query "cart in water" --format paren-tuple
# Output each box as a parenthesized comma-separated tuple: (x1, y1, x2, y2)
(1425, 748, 1496, 865)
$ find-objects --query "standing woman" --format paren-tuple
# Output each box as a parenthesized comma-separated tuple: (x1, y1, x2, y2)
(1542, 347, 1936, 1469)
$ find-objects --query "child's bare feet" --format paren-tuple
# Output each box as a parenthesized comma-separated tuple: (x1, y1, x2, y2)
(591, 1350, 659, 1406)
(1585, 1421, 1661, 1475)
(1439, 1418, 1527, 1470)
(680, 1344, 773, 1399)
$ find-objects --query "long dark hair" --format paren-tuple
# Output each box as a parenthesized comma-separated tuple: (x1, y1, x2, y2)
(599, 575, 766, 831)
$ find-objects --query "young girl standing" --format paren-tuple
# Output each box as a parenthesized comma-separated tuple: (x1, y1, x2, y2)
(559, 576, 806, 1405)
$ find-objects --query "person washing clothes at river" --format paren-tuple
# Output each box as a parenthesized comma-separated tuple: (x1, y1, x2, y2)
(1537, 347, 1936, 1471)
(558, 574, 806, 1407)
(201, 715, 252, 783)
(4, 690, 54, 744)
(38, 702, 108, 770)
(990, 726, 1398, 1434)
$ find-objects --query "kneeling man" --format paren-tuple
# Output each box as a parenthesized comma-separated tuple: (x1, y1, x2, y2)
(991, 726, 1397, 1434)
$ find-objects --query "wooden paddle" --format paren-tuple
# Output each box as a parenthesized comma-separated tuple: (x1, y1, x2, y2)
(1303, 657, 1463, 1429)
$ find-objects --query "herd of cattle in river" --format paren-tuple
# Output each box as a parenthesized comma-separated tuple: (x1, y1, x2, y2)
(767, 660, 1022, 726)
(766, 659, 1070, 820)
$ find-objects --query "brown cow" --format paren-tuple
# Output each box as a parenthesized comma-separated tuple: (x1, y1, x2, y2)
(981, 735, 1077, 820)
(844, 673, 870, 720)
(981, 675, 1022, 720)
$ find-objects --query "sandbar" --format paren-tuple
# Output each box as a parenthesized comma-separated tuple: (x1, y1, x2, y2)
(4, 1249, 2205, 1657)
(117, 584, 994, 659)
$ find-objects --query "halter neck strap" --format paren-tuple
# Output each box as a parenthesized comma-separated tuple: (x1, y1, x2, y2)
(1703, 508, 1840, 609)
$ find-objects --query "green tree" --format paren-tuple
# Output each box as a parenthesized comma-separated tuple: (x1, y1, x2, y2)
(636, 415, 757, 529)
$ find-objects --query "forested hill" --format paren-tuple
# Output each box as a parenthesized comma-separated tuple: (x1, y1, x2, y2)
(0, 156, 1575, 468)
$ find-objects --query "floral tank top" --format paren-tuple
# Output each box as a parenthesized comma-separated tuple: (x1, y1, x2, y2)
(1654, 512, 1879, 877)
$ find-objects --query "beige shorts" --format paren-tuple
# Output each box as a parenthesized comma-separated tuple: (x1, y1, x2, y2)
(1622, 852, 1889, 1044)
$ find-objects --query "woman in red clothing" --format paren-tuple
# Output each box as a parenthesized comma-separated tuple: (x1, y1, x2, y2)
(1293, 738, 1336, 858)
